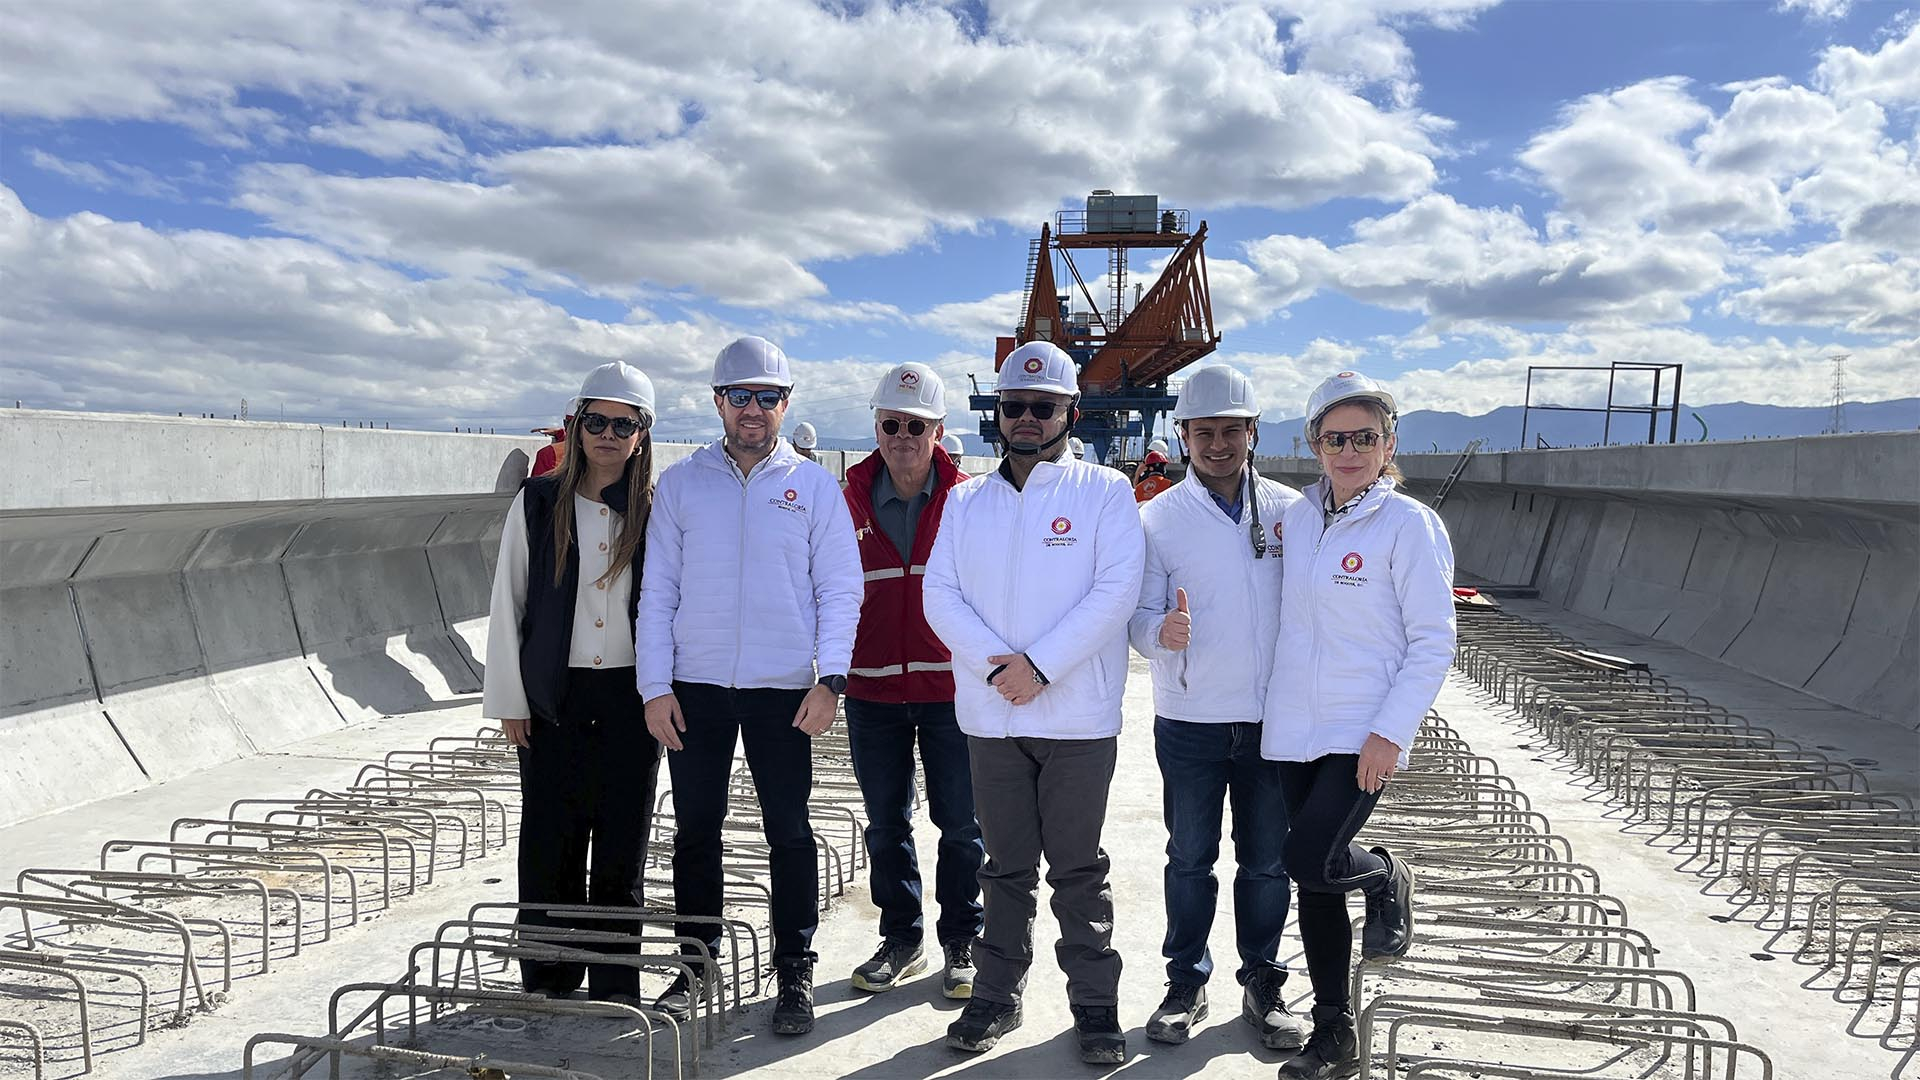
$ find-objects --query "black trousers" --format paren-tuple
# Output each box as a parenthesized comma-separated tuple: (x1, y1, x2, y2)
(515, 667, 663, 998)
(666, 681, 819, 971)
(1274, 754, 1390, 1011)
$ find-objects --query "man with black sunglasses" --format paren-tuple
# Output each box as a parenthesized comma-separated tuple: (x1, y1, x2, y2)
(1128, 364, 1306, 1051)
(924, 341, 1146, 1066)
(636, 335, 864, 1037)
(839, 362, 985, 1000)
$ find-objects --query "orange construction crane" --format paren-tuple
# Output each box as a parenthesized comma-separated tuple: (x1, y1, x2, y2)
(974, 191, 1220, 462)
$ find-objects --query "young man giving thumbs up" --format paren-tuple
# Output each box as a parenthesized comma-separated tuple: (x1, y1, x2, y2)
(1128, 365, 1305, 1049)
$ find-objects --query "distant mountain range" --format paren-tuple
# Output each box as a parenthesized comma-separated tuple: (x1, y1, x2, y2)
(814, 398, 1919, 457)
(1257, 397, 1920, 455)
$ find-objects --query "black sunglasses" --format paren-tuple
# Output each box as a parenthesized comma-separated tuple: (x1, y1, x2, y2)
(879, 418, 929, 437)
(580, 411, 646, 438)
(1314, 429, 1383, 451)
(998, 400, 1062, 420)
(720, 386, 790, 410)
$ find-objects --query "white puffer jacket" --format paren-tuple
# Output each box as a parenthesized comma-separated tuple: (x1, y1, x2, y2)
(1260, 477, 1456, 765)
(1130, 470, 1302, 723)
(636, 439, 862, 700)
(923, 456, 1145, 739)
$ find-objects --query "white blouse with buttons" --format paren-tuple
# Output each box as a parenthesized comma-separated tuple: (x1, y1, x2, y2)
(481, 490, 637, 721)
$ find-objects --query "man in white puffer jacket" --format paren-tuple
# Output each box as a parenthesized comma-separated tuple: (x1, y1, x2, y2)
(637, 336, 863, 1038)
(1128, 365, 1306, 1052)
(923, 341, 1145, 1066)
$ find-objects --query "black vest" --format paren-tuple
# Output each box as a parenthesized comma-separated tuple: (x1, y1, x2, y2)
(518, 458, 643, 722)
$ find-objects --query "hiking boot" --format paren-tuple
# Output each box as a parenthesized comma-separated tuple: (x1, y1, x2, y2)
(770, 964, 814, 1035)
(1277, 1005, 1358, 1078)
(1144, 981, 1207, 1044)
(1361, 846, 1416, 959)
(941, 938, 977, 1000)
(851, 938, 927, 992)
(1071, 1003, 1127, 1064)
(946, 996, 1023, 1052)
(652, 965, 717, 1022)
(1242, 967, 1306, 1050)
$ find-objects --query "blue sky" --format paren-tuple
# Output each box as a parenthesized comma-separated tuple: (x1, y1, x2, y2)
(2, 1, 1915, 442)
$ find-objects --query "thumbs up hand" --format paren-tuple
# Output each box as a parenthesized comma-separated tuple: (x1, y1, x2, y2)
(1159, 587, 1192, 651)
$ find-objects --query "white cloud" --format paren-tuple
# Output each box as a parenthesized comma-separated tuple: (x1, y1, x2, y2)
(916, 290, 1025, 345)
(1723, 241, 1920, 335)
(24, 149, 182, 200)
(305, 115, 468, 165)
(5, 2, 1465, 308)
(1817, 16, 1920, 104)
(1779, 0, 1852, 22)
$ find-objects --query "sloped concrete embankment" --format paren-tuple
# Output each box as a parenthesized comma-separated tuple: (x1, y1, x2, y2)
(1264, 432, 1919, 725)
(0, 411, 553, 828)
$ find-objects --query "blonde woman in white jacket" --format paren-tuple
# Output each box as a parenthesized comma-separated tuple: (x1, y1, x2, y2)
(1263, 372, 1457, 1080)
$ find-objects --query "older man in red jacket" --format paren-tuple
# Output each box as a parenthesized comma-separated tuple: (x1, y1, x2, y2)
(841, 362, 984, 1000)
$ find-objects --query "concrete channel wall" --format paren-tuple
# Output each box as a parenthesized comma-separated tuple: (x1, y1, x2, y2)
(0, 410, 993, 827)
(1260, 431, 1920, 725)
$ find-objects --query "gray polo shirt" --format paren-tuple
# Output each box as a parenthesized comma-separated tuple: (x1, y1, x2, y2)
(872, 465, 936, 563)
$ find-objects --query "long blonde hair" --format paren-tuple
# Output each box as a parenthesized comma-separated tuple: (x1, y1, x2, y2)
(549, 416, 653, 587)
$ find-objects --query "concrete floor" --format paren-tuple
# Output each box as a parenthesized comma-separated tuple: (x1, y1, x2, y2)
(1, 650, 1910, 1079)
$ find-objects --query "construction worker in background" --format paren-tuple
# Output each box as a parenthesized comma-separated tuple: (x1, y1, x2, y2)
(1134, 440, 1174, 502)
(1128, 364, 1306, 1050)
(483, 362, 660, 1002)
(1069, 436, 1087, 462)
(636, 336, 864, 1037)
(840, 362, 984, 1000)
(793, 421, 820, 460)
(530, 415, 570, 478)
(924, 340, 1146, 1066)
(941, 433, 966, 458)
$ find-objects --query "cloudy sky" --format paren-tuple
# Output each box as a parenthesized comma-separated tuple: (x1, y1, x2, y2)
(2, 0, 1915, 441)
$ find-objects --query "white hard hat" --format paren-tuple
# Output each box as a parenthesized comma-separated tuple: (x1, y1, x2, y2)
(1305, 370, 1397, 438)
(941, 434, 965, 455)
(711, 335, 793, 388)
(1069, 437, 1086, 457)
(1148, 438, 1169, 455)
(575, 361, 656, 427)
(870, 362, 947, 419)
(1173, 364, 1258, 421)
(792, 421, 818, 449)
(997, 341, 1079, 397)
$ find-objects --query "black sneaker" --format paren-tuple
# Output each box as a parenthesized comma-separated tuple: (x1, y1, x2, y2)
(1277, 1005, 1358, 1078)
(946, 996, 1023, 1052)
(941, 938, 977, 999)
(851, 937, 927, 993)
(1070, 1003, 1126, 1065)
(770, 965, 814, 1036)
(652, 965, 717, 1022)
(1361, 846, 1415, 960)
(1144, 982, 1207, 1044)
(1242, 967, 1306, 1050)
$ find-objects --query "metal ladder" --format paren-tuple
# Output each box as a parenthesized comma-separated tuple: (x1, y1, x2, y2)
(1431, 438, 1483, 509)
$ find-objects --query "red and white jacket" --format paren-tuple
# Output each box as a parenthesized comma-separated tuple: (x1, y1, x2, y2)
(842, 448, 967, 703)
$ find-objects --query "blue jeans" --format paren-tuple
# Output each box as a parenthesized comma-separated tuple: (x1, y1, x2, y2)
(845, 697, 984, 947)
(1154, 715, 1291, 987)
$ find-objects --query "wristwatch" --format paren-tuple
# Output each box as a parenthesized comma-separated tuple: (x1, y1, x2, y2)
(817, 674, 848, 696)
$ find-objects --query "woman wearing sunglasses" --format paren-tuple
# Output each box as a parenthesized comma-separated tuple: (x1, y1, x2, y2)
(481, 360, 663, 1003)
(1260, 371, 1456, 1079)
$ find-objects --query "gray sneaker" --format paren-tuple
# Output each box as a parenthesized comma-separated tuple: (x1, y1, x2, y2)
(653, 965, 718, 1022)
(851, 938, 927, 993)
(1241, 968, 1306, 1049)
(941, 938, 977, 999)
